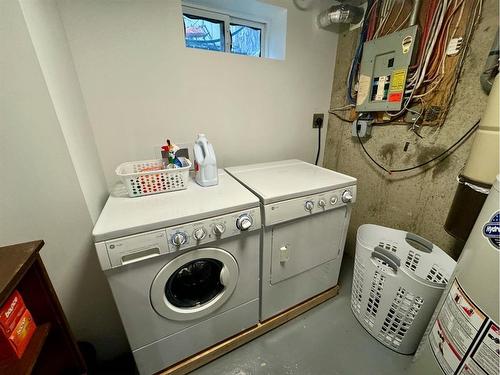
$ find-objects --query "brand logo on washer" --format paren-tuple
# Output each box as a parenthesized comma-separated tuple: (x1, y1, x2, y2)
(483, 211, 500, 250)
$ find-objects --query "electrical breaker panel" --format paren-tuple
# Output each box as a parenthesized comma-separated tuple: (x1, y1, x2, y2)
(356, 25, 419, 112)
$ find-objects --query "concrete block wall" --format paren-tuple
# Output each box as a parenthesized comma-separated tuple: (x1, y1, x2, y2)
(324, 0, 499, 258)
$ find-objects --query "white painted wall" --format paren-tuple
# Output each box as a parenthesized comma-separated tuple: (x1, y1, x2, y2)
(0, 0, 128, 360)
(57, 0, 338, 187)
(19, 0, 108, 223)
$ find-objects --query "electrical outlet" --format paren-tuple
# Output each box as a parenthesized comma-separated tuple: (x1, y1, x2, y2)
(312, 113, 324, 129)
(351, 117, 372, 138)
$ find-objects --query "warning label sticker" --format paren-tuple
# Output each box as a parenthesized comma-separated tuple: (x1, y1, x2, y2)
(459, 322, 500, 375)
(388, 69, 406, 102)
(356, 74, 370, 106)
(388, 92, 402, 102)
(430, 279, 499, 375)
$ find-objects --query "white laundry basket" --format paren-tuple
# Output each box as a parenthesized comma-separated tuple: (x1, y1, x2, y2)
(116, 157, 191, 197)
(351, 224, 456, 354)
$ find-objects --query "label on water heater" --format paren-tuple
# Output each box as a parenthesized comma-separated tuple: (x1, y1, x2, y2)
(429, 279, 499, 375)
(482, 211, 500, 250)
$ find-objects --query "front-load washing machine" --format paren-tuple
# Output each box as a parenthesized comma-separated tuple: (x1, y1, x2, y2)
(93, 171, 261, 374)
(226, 160, 357, 320)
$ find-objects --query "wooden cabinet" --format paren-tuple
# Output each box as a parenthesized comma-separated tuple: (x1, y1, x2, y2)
(0, 241, 86, 374)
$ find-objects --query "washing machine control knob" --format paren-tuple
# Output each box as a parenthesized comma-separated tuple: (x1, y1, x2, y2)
(193, 227, 207, 241)
(342, 190, 353, 203)
(318, 199, 326, 208)
(171, 232, 187, 246)
(330, 195, 338, 205)
(236, 214, 253, 231)
(213, 223, 226, 236)
(305, 200, 314, 212)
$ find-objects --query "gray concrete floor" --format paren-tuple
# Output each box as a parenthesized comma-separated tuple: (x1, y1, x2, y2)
(191, 255, 413, 375)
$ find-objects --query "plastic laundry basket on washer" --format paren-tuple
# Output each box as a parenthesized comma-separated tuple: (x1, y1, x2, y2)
(351, 224, 456, 354)
(116, 157, 191, 197)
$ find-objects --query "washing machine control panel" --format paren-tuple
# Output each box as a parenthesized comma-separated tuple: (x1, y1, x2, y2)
(166, 207, 261, 252)
(264, 185, 357, 226)
(95, 207, 261, 270)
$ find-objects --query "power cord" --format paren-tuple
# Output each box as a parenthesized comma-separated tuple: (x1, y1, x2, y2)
(328, 110, 353, 123)
(315, 125, 321, 165)
(356, 119, 480, 174)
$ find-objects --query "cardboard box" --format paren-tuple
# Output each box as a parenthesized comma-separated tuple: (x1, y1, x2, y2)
(0, 290, 26, 336)
(0, 291, 36, 362)
(9, 309, 36, 358)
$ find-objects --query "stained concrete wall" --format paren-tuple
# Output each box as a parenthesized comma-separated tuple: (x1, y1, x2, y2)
(324, 0, 499, 258)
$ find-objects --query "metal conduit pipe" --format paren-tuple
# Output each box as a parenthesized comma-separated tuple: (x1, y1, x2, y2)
(409, 0, 422, 27)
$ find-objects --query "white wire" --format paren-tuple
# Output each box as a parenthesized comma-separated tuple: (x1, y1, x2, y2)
(385, 0, 406, 34)
(387, 0, 483, 119)
(414, 0, 467, 98)
(374, 0, 396, 38)
(414, 0, 448, 91)
(330, 104, 355, 111)
(394, 6, 412, 31)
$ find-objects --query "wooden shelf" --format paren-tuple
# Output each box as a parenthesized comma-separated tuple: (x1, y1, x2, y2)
(0, 323, 51, 375)
(0, 242, 86, 374)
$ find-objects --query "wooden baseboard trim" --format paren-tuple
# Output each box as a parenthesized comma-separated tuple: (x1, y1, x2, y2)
(159, 284, 340, 375)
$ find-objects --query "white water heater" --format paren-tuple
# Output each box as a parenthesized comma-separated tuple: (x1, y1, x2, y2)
(409, 176, 499, 375)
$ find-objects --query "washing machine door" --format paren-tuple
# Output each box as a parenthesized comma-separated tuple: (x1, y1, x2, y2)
(150, 248, 239, 321)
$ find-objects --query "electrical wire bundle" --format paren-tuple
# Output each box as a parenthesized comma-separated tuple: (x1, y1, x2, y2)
(332, 0, 485, 175)
(344, 0, 483, 123)
(346, 0, 373, 105)
(346, 0, 414, 106)
(387, 0, 483, 122)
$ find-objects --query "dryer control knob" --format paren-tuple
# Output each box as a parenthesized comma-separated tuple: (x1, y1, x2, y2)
(330, 196, 338, 205)
(236, 215, 253, 231)
(305, 200, 314, 212)
(342, 190, 353, 203)
(318, 199, 326, 208)
(193, 227, 207, 241)
(171, 232, 187, 246)
(213, 223, 226, 236)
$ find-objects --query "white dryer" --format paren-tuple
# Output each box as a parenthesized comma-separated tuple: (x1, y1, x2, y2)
(93, 171, 261, 374)
(226, 160, 357, 321)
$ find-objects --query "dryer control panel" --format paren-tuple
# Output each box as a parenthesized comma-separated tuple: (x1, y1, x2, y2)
(95, 207, 261, 270)
(264, 185, 357, 226)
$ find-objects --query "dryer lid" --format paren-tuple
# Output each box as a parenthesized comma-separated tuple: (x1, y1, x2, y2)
(226, 160, 357, 204)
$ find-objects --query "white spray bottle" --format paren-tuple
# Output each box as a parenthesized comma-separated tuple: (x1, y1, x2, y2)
(193, 134, 218, 187)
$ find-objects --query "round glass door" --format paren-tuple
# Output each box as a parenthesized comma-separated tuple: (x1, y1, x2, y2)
(150, 248, 239, 321)
(165, 259, 224, 308)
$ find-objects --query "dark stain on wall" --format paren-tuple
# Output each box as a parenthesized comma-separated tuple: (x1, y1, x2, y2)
(414, 145, 451, 179)
(380, 143, 397, 164)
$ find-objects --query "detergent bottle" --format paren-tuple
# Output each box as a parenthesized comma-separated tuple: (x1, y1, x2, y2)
(193, 134, 218, 187)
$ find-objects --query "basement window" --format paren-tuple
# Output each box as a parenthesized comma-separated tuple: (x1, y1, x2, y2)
(183, 12, 226, 52)
(183, 6, 265, 57)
